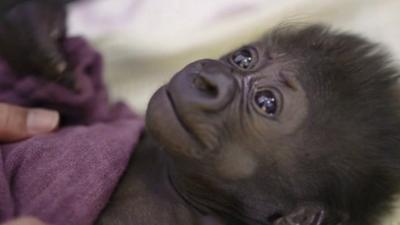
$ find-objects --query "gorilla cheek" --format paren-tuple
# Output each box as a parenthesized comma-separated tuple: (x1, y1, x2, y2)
(217, 145, 258, 179)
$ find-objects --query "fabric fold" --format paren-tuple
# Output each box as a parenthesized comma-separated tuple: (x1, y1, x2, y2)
(0, 37, 144, 225)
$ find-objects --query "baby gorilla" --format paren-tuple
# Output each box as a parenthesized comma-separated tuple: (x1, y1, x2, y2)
(1, 2, 400, 224)
(96, 25, 400, 225)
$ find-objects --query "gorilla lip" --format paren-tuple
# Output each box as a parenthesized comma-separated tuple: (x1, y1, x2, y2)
(146, 85, 202, 156)
(155, 86, 205, 148)
(165, 87, 197, 140)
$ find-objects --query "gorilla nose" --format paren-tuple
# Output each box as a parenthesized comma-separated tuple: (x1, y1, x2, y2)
(168, 59, 237, 112)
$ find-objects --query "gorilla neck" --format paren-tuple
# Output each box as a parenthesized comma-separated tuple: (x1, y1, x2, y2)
(96, 134, 225, 225)
(167, 158, 251, 225)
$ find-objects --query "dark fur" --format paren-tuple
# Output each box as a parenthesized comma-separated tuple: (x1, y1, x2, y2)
(0, 0, 74, 87)
(265, 25, 400, 224)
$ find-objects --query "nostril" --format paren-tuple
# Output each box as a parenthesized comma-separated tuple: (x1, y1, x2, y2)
(168, 59, 236, 112)
(192, 75, 218, 97)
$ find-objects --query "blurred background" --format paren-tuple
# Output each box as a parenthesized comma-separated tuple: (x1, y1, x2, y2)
(66, 1, 400, 223)
(67, 0, 400, 113)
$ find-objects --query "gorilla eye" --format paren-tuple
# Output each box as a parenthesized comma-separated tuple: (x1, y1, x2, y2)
(231, 48, 256, 70)
(254, 90, 278, 116)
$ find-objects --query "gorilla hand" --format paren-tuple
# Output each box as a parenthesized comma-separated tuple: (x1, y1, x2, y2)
(0, 0, 74, 88)
(273, 205, 348, 225)
(273, 206, 326, 225)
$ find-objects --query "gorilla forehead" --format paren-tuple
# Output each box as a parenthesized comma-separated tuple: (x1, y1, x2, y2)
(263, 25, 400, 141)
(263, 25, 399, 104)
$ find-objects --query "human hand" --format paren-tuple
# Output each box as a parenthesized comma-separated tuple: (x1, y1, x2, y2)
(1, 217, 48, 225)
(0, 103, 59, 142)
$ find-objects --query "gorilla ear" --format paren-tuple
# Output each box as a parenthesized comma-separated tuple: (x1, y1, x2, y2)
(271, 205, 325, 225)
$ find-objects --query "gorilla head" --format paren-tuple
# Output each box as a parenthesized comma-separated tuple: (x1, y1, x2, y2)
(146, 25, 400, 225)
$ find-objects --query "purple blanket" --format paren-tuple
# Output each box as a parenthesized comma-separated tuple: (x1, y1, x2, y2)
(0, 38, 144, 225)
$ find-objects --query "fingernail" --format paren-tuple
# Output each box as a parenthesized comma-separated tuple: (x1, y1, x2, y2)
(27, 109, 60, 134)
(56, 61, 67, 74)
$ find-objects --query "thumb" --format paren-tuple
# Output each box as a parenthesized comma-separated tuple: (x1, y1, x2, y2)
(0, 103, 59, 142)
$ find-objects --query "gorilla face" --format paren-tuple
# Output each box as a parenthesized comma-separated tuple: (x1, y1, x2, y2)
(146, 25, 400, 224)
(146, 39, 308, 176)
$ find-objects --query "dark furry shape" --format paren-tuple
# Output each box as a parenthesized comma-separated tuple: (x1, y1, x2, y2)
(96, 24, 400, 225)
(0, 0, 75, 88)
(263, 25, 400, 225)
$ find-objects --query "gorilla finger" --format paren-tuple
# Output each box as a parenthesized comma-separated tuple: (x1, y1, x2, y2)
(0, 0, 74, 88)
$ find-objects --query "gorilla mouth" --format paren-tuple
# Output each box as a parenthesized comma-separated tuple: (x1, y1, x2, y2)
(147, 85, 203, 155)
(164, 87, 212, 148)
(165, 88, 197, 140)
